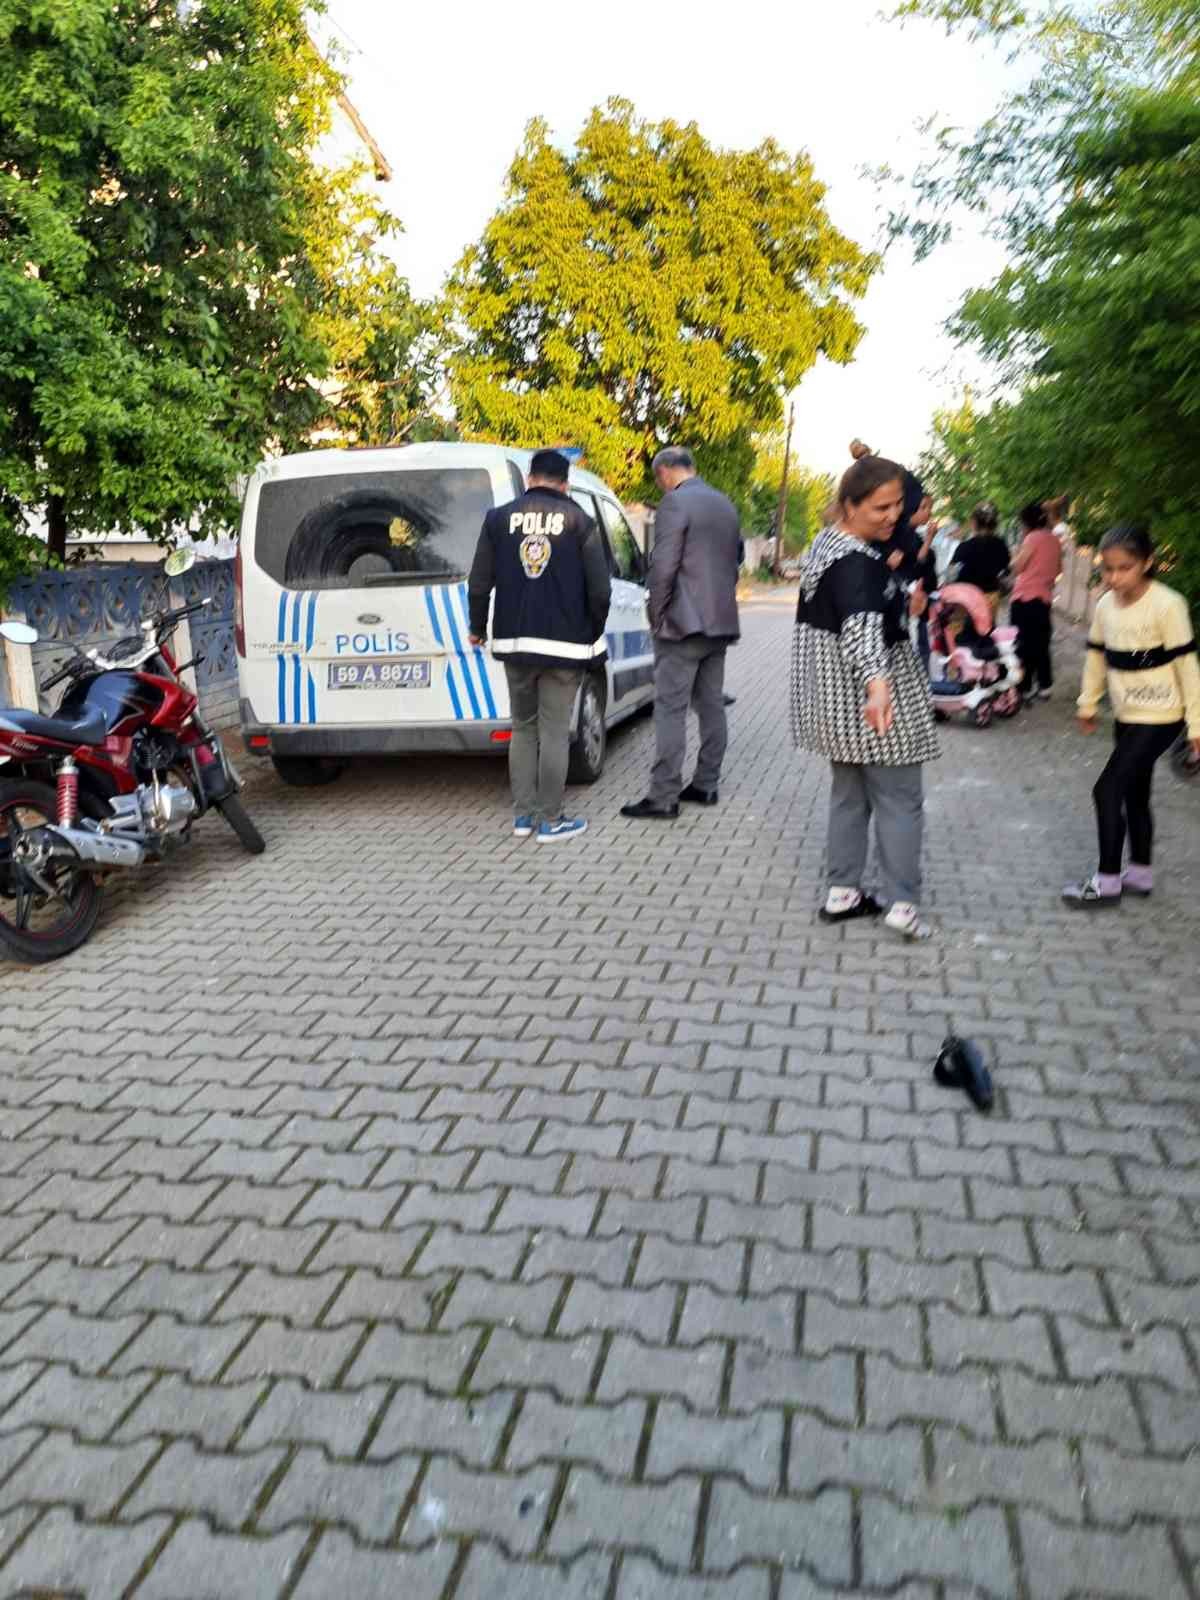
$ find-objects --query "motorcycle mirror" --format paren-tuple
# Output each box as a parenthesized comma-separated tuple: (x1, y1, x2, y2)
(163, 548, 196, 578)
(0, 621, 38, 646)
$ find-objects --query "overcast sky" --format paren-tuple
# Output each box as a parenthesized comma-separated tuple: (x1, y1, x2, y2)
(312, 0, 1013, 481)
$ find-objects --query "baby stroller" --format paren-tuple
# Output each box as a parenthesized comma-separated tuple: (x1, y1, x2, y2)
(926, 583, 1024, 727)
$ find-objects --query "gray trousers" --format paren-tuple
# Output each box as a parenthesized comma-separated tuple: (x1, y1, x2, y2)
(827, 762, 924, 907)
(650, 636, 728, 803)
(504, 663, 581, 819)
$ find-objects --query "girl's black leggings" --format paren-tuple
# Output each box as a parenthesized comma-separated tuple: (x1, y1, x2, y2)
(1094, 719, 1184, 873)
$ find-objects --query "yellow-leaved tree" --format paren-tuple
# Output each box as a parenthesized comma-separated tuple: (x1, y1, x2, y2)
(443, 99, 877, 503)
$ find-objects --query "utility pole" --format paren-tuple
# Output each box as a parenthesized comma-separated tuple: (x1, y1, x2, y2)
(772, 401, 795, 578)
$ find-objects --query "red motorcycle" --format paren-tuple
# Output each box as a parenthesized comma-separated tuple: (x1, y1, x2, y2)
(0, 552, 264, 962)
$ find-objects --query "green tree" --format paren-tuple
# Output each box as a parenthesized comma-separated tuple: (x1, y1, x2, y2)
(0, 0, 425, 579)
(894, 0, 1200, 607)
(746, 436, 835, 553)
(443, 99, 876, 503)
(916, 393, 1016, 520)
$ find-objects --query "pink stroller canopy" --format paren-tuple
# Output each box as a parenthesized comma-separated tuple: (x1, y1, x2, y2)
(933, 583, 995, 636)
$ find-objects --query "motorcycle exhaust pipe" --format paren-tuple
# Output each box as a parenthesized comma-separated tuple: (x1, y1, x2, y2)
(44, 825, 146, 869)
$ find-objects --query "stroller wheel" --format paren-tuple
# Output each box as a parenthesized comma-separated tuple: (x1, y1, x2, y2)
(933, 709, 950, 724)
(970, 702, 993, 728)
(994, 688, 1021, 719)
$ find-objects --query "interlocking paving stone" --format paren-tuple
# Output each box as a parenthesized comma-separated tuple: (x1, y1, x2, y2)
(135, 1520, 308, 1600)
(861, 1498, 1015, 1592)
(549, 1466, 702, 1567)
(291, 1531, 459, 1600)
(704, 1481, 852, 1581)
(403, 1457, 558, 1553)
(506, 1392, 645, 1479)
(1019, 1510, 1190, 1600)
(2, 604, 1199, 1596)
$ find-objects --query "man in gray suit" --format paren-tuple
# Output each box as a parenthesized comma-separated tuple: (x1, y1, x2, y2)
(621, 447, 741, 820)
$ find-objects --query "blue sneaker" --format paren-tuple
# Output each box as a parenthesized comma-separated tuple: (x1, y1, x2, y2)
(513, 815, 535, 839)
(536, 816, 588, 843)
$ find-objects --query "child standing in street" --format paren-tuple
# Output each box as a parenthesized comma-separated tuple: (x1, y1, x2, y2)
(1063, 525, 1200, 908)
(1010, 500, 1063, 702)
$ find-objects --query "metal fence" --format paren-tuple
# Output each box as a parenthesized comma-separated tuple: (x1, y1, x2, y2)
(1, 558, 239, 729)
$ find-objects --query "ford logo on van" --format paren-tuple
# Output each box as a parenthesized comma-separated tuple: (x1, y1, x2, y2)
(357, 613, 382, 625)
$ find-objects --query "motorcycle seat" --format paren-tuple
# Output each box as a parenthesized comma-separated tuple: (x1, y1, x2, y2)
(0, 706, 108, 745)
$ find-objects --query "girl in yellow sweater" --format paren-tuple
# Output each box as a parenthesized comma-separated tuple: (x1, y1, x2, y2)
(1064, 525, 1200, 908)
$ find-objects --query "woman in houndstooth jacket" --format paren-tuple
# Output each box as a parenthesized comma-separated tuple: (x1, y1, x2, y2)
(790, 456, 939, 940)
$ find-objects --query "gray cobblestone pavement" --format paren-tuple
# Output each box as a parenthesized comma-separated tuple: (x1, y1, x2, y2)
(1, 594, 1198, 1598)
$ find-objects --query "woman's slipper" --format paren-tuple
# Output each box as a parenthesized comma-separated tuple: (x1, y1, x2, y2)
(934, 1035, 994, 1113)
(819, 893, 883, 925)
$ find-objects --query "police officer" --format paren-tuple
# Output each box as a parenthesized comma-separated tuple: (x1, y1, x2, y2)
(468, 450, 611, 842)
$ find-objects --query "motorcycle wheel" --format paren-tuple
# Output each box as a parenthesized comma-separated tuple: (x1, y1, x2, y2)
(0, 780, 103, 963)
(216, 795, 266, 855)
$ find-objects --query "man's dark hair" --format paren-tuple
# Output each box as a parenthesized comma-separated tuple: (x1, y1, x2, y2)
(1019, 500, 1050, 531)
(529, 449, 570, 482)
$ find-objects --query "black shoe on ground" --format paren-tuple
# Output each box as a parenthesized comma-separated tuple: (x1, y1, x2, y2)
(723, 694, 737, 706)
(679, 784, 718, 806)
(934, 1035, 994, 1113)
(620, 797, 680, 820)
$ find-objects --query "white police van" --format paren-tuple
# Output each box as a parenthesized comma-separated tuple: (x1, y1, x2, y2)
(235, 443, 654, 785)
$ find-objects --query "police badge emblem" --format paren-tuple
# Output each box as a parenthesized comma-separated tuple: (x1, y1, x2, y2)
(520, 532, 551, 579)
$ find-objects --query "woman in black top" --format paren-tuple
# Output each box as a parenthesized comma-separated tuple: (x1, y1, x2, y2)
(950, 502, 1010, 614)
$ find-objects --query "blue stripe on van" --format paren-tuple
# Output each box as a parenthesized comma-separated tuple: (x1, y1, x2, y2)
(423, 585, 444, 646)
(291, 594, 302, 645)
(439, 586, 481, 719)
(305, 593, 316, 653)
(307, 667, 316, 725)
(275, 594, 289, 723)
(423, 585, 462, 722)
(292, 653, 301, 725)
(445, 663, 464, 720)
(459, 582, 497, 718)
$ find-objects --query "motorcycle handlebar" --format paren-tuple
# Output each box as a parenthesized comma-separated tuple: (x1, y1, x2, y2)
(157, 598, 212, 634)
(40, 598, 211, 691)
(41, 661, 80, 690)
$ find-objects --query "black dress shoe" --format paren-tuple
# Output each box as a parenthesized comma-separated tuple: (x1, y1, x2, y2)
(620, 797, 680, 819)
(679, 784, 718, 806)
(723, 694, 736, 706)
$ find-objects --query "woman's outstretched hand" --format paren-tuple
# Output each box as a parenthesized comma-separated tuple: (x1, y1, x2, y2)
(864, 677, 894, 736)
(908, 582, 927, 618)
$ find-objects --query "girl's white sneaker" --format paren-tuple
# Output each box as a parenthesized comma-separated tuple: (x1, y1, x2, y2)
(885, 902, 933, 941)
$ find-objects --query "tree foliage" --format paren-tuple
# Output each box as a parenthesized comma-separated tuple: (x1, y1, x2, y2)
(744, 435, 835, 553)
(444, 99, 877, 503)
(893, 0, 1200, 610)
(917, 393, 1019, 520)
(0, 0, 425, 579)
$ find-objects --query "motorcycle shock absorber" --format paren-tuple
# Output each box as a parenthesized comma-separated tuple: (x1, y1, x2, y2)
(56, 756, 79, 827)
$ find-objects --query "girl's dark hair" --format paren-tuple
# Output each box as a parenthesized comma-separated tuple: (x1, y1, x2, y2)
(1099, 523, 1155, 562)
(1019, 500, 1050, 531)
(971, 500, 999, 534)
(836, 455, 904, 510)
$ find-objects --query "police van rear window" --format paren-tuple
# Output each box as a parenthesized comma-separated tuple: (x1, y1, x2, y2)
(252, 468, 494, 591)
